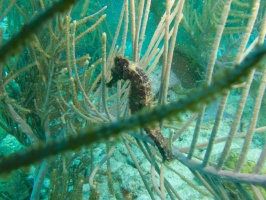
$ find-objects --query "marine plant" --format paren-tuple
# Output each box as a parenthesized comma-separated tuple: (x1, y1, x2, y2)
(0, 0, 265, 199)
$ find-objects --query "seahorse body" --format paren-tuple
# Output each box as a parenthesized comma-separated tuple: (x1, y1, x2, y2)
(107, 56, 172, 161)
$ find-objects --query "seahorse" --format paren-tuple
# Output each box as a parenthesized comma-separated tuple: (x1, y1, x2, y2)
(107, 56, 172, 161)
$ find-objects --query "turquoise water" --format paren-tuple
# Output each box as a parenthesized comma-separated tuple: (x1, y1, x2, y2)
(0, 0, 266, 199)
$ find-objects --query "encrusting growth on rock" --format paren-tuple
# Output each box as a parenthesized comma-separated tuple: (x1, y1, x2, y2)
(107, 56, 172, 161)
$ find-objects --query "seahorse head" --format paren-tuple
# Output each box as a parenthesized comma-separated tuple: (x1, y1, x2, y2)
(107, 56, 130, 87)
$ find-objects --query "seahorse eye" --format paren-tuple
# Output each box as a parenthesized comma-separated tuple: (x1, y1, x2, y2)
(114, 57, 121, 66)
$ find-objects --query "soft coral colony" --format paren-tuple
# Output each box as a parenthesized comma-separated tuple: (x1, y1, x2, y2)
(0, 0, 266, 199)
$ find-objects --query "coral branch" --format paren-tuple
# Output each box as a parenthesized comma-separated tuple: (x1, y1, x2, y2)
(0, 0, 80, 63)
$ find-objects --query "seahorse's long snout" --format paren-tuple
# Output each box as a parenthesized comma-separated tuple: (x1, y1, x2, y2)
(106, 75, 120, 87)
(106, 56, 128, 87)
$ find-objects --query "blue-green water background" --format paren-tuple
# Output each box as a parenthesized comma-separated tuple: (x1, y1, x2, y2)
(0, 0, 266, 199)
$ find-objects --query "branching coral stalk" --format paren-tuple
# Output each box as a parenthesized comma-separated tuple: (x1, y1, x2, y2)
(58, 21, 109, 123)
(89, 145, 116, 189)
(133, 0, 145, 62)
(176, 150, 266, 186)
(136, 0, 151, 60)
(172, 113, 198, 142)
(66, 14, 72, 79)
(123, 137, 156, 199)
(254, 144, 266, 174)
(0, 0, 80, 63)
(30, 160, 49, 200)
(140, 0, 179, 68)
(80, 0, 90, 17)
(0, 0, 15, 21)
(188, 0, 232, 160)
(158, 0, 171, 105)
(75, 14, 106, 42)
(129, 0, 136, 55)
(101, 32, 113, 121)
(216, 71, 255, 169)
(258, 10, 266, 45)
(217, 0, 263, 170)
(3, 62, 37, 86)
(107, 2, 125, 65)
(120, 0, 128, 55)
(159, 0, 184, 105)
(32, 35, 51, 59)
(151, 151, 165, 200)
(234, 0, 261, 65)
(236, 65, 266, 172)
(44, 62, 55, 108)
(6, 104, 39, 143)
(75, 6, 107, 26)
